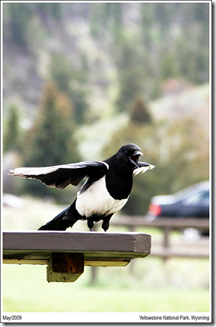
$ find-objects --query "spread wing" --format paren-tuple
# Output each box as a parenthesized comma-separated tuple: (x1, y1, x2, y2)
(8, 161, 109, 190)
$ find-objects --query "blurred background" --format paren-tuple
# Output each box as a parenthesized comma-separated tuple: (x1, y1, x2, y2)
(3, 2, 210, 314)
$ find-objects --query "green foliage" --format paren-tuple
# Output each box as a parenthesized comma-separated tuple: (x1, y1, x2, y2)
(3, 104, 22, 153)
(48, 54, 89, 124)
(3, 3, 62, 50)
(37, 3, 62, 22)
(22, 83, 81, 197)
(130, 98, 152, 125)
(102, 112, 208, 215)
(49, 55, 72, 93)
(114, 35, 146, 112)
(89, 3, 123, 42)
(3, 2, 209, 205)
(3, 2, 209, 110)
(3, 3, 32, 49)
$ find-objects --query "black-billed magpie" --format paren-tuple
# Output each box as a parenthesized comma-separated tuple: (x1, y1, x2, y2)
(9, 144, 155, 231)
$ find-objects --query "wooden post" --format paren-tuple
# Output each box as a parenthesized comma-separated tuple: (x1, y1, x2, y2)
(163, 227, 170, 248)
(90, 224, 98, 284)
(128, 224, 136, 276)
(163, 227, 170, 263)
(90, 266, 98, 284)
(47, 253, 84, 282)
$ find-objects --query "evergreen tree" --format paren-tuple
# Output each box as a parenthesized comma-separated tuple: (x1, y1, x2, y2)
(4, 104, 21, 153)
(130, 98, 152, 125)
(23, 83, 81, 196)
(115, 36, 145, 112)
(49, 54, 89, 124)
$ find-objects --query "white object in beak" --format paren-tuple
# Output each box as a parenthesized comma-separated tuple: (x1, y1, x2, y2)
(133, 164, 155, 176)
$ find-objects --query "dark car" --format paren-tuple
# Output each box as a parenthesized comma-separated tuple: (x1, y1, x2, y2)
(146, 181, 209, 239)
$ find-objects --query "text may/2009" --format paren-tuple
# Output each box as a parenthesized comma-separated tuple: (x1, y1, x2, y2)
(2, 315, 22, 321)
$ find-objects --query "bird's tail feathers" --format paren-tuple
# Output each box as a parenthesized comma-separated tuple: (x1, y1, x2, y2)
(38, 205, 78, 231)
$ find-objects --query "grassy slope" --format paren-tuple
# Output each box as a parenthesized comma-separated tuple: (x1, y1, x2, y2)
(3, 264, 209, 312)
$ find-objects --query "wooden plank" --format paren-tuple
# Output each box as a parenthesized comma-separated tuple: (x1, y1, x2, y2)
(3, 259, 49, 265)
(85, 260, 129, 267)
(3, 231, 151, 265)
(3, 231, 151, 254)
(3, 258, 129, 267)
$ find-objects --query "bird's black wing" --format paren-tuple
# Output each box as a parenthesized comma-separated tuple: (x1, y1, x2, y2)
(8, 161, 109, 190)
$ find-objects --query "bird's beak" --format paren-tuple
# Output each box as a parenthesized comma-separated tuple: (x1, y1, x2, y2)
(134, 150, 143, 157)
(129, 150, 143, 168)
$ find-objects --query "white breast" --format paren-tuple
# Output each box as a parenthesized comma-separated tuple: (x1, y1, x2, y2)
(75, 176, 128, 218)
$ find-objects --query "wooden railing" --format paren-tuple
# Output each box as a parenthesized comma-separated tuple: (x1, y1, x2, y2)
(111, 216, 209, 259)
(89, 217, 209, 283)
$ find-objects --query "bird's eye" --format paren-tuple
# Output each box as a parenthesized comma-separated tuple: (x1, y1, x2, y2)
(125, 151, 128, 154)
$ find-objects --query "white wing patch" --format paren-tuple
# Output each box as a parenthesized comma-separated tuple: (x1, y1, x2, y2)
(8, 166, 61, 177)
(76, 176, 128, 218)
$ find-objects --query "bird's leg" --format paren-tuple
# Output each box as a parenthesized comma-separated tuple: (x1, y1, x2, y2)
(87, 218, 94, 231)
(102, 215, 112, 232)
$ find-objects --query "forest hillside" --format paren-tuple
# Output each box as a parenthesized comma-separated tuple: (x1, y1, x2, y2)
(3, 2, 210, 214)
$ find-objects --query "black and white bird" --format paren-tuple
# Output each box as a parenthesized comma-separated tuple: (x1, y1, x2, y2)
(9, 144, 155, 232)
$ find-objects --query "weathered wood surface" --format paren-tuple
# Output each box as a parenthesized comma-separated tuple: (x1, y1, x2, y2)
(3, 231, 151, 266)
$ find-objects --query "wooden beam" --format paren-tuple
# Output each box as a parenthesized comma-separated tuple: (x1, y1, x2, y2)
(3, 231, 151, 255)
(3, 258, 130, 267)
(47, 253, 84, 282)
(3, 258, 130, 266)
(3, 231, 151, 261)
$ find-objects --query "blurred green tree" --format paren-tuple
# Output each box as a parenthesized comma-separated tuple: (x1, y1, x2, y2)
(115, 36, 145, 112)
(102, 113, 208, 215)
(130, 98, 152, 125)
(22, 82, 81, 197)
(3, 3, 32, 50)
(37, 3, 62, 23)
(3, 104, 22, 153)
(48, 54, 89, 124)
(3, 2, 209, 120)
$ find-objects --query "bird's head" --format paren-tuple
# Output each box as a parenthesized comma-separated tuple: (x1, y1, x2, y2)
(117, 143, 155, 173)
(117, 144, 143, 168)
